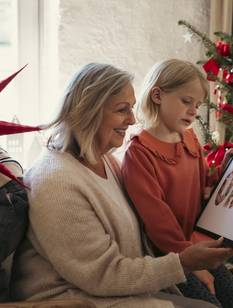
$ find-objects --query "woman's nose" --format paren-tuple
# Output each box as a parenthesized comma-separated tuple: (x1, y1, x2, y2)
(128, 110, 136, 125)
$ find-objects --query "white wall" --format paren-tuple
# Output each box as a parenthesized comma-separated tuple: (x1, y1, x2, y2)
(14, 0, 210, 167)
(57, 0, 210, 147)
(58, 0, 210, 92)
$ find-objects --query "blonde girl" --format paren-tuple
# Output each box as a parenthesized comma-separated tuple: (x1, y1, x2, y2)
(122, 59, 233, 307)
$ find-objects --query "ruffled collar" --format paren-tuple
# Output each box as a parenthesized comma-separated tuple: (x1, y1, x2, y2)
(135, 129, 200, 164)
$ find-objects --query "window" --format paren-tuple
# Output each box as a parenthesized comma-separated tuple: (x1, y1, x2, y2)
(0, 0, 58, 167)
(0, 0, 19, 121)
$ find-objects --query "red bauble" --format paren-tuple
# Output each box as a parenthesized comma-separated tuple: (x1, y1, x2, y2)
(219, 102, 233, 115)
(204, 142, 233, 168)
(225, 72, 233, 84)
(222, 69, 228, 82)
(202, 58, 219, 81)
(216, 41, 231, 56)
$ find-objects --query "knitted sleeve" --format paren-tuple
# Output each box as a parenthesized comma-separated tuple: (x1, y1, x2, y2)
(26, 157, 185, 297)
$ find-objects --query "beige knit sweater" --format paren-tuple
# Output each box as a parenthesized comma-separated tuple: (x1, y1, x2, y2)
(11, 150, 186, 308)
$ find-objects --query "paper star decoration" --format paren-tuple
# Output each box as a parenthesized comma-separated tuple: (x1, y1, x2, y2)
(0, 65, 42, 186)
(183, 31, 193, 43)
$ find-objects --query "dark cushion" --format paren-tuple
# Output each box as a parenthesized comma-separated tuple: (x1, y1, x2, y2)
(0, 180, 29, 301)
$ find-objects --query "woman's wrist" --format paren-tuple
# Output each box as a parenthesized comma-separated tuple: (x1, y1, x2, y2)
(179, 251, 190, 275)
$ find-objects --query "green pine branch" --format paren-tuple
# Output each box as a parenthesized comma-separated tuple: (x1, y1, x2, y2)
(196, 115, 216, 146)
(178, 20, 233, 145)
(214, 31, 233, 44)
(178, 20, 215, 49)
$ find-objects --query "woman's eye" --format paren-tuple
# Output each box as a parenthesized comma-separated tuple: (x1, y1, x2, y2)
(118, 107, 133, 114)
(118, 108, 128, 113)
(182, 99, 191, 105)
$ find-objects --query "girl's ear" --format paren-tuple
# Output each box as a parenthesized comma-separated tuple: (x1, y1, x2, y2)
(150, 86, 161, 104)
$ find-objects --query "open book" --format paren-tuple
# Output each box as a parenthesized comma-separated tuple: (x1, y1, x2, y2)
(196, 156, 233, 247)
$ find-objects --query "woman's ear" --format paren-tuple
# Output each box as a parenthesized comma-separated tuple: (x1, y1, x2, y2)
(150, 86, 161, 104)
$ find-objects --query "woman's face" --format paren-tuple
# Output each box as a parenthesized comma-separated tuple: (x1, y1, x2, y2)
(96, 82, 136, 155)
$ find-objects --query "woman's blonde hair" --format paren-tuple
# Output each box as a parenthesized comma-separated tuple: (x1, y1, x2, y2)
(47, 63, 133, 164)
(137, 59, 208, 127)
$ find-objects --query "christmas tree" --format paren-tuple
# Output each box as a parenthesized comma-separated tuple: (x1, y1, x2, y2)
(178, 20, 233, 170)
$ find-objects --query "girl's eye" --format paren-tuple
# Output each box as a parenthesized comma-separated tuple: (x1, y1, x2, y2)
(182, 99, 201, 109)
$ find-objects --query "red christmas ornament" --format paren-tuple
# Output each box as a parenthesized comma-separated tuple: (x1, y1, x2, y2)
(216, 41, 231, 57)
(219, 102, 233, 115)
(225, 72, 233, 84)
(216, 41, 223, 54)
(203, 143, 212, 152)
(204, 142, 233, 168)
(202, 58, 219, 81)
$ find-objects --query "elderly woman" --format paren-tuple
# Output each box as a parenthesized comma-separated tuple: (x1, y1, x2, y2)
(11, 63, 233, 308)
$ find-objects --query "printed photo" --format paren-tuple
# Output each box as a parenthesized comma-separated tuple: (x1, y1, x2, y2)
(215, 172, 233, 208)
(196, 157, 233, 242)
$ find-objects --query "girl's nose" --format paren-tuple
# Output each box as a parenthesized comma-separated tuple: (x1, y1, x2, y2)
(188, 105, 197, 116)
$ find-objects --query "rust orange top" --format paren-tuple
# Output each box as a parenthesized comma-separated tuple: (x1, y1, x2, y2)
(122, 128, 210, 254)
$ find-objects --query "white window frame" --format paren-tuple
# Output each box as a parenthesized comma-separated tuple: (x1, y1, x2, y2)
(18, 0, 58, 125)
(16, 0, 58, 166)
(17, 0, 40, 124)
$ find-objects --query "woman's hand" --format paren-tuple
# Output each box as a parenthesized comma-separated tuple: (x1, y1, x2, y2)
(179, 237, 233, 273)
(193, 270, 215, 295)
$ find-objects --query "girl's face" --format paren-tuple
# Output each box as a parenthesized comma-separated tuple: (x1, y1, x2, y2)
(154, 78, 205, 137)
(96, 83, 136, 156)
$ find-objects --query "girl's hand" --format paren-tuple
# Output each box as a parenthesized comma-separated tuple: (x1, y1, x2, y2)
(204, 186, 212, 200)
(221, 148, 233, 173)
(193, 270, 215, 295)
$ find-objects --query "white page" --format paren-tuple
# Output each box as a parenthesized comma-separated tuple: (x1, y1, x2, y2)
(197, 158, 233, 240)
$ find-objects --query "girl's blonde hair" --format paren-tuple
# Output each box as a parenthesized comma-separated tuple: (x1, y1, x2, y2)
(137, 59, 208, 127)
(47, 63, 133, 164)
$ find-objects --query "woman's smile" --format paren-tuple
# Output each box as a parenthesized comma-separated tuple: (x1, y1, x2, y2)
(114, 128, 128, 137)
